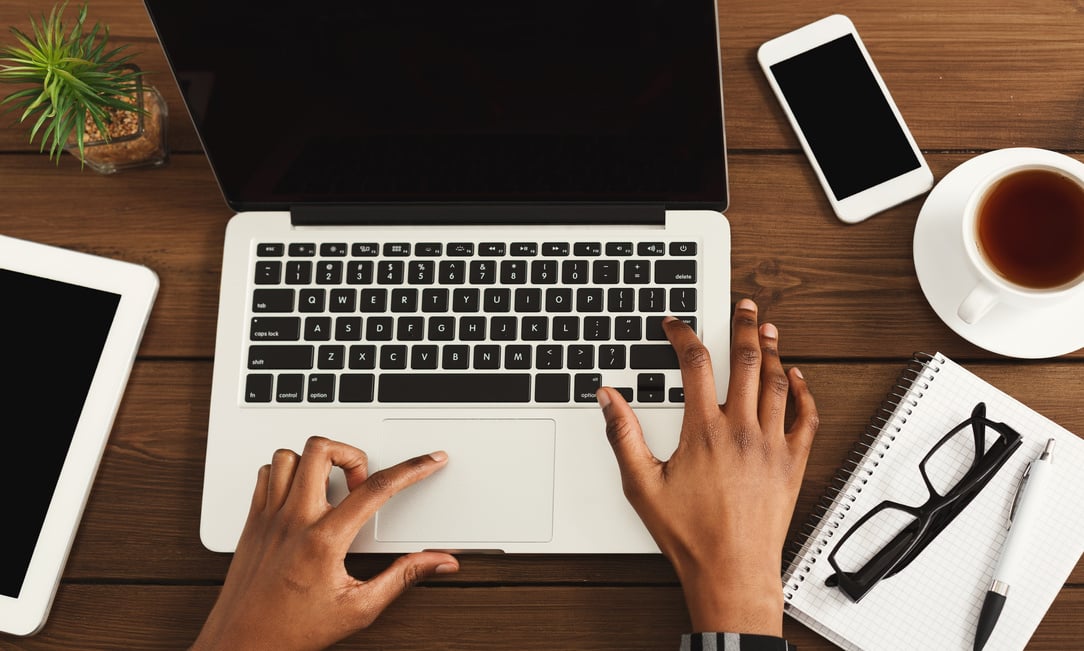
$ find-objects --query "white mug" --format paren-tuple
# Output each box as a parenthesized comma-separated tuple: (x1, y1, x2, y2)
(956, 154, 1084, 324)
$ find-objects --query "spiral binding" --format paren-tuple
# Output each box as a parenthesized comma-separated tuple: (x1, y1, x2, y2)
(782, 352, 945, 601)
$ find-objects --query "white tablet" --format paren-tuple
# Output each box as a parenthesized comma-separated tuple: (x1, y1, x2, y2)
(0, 235, 158, 636)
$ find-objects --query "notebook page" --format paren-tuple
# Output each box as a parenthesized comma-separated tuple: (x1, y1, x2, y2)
(784, 354, 1084, 651)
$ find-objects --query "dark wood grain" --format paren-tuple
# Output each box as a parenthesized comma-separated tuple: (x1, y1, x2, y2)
(1, 0, 1082, 649)
(3, 585, 1084, 650)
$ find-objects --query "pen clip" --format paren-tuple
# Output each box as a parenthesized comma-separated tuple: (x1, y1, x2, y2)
(1007, 462, 1032, 527)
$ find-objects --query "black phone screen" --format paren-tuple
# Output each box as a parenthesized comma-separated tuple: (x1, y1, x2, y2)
(770, 34, 920, 200)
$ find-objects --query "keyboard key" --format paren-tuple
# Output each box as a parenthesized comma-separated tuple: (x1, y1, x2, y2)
(531, 260, 558, 284)
(248, 345, 313, 370)
(317, 345, 345, 369)
(329, 288, 356, 312)
(598, 344, 627, 369)
(250, 317, 301, 341)
(360, 288, 387, 312)
(416, 243, 443, 256)
(408, 261, 435, 284)
(421, 288, 449, 312)
(288, 243, 316, 257)
(245, 374, 273, 402)
(348, 345, 376, 369)
(275, 374, 303, 402)
(411, 346, 439, 369)
(655, 260, 696, 284)
(491, 316, 518, 340)
(308, 374, 335, 402)
(637, 242, 666, 256)
(320, 243, 347, 257)
(383, 243, 411, 256)
(592, 260, 619, 284)
(254, 261, 281, 285)
(380, 345, 408, 369)
(438, 260, 465, 284)
(637, 373, 665, 402)
(479, 242, 506, 256)
(574, 373, 602, 402)
(670, 242, 697, 256)
(536, 344, 563, 369)
(669, 387, 685, 403)
(583, 316, 611, 341)
(442, 345, 470, 369)
(542, 242, 569, 256)
(351, 243, 379, 257)
(567, 345, 594, 369)
(377, 261, 404, 284)
(505, 345, 532, 369)
(646, 316, 697, 340)
(473, 345, 501, 369)
(298, 289, 325, 313)
(624, 260, 650, 283)
(257, 243, 284, 257)
(510, 242, 537, 256)
(574, 242, 601, 256)
(630, 344, 680, 369)
(535, 374, 571, 402)
(670, 287, 697, 312)
(378, 373, 531, 402)
(339, 374, 375, 402)
(335, 317, 361, 341)
(553, 316, 579, 341)
(365, 317, 393, 341)
(606, 242, 633, 256)
(304, 316, 331, 340)
(562, 260, 589, 284)
(447, 242, 475, 256)
(285, 260, 312, 284)
(346, 260, 373, 284)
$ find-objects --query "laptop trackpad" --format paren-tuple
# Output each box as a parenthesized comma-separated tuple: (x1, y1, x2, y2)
(374, 419, 555, 544)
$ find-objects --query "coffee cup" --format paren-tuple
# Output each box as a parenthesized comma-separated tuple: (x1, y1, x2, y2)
(956, 153, 1084, 324)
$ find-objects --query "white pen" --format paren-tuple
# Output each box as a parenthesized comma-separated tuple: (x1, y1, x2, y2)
(973, 437, 1056, 651)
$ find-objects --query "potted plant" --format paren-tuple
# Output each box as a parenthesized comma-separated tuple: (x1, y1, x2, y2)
(0, 2, 167, 173)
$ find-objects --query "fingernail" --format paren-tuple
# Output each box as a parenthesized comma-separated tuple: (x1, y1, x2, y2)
(435, 562, 459, 574)
(596, 388, 611, 409)
(429, 450, 448, 463)
(793, 367, 804, 380)
(662, 315, 678, 323)
(737, 298, 756, 311)
(760, 323, 778, 339)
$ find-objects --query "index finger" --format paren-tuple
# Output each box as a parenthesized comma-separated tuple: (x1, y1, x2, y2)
(323, 451, 449, 541)
(663, 316, 719, 418)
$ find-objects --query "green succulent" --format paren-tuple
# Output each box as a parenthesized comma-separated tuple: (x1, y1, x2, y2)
(0, 2, 143, 164)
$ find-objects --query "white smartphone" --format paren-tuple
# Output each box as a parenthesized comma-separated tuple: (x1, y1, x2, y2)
(758, 14, 933, 223)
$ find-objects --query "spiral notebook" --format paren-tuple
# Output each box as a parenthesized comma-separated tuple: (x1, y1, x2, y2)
(782, 353, 1084, 651)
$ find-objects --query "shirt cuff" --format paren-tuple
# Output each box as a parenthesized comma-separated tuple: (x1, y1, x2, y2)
(680, 632, 795, 651)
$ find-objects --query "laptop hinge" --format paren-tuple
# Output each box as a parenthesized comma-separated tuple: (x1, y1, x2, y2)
(290, 204, 666, 227)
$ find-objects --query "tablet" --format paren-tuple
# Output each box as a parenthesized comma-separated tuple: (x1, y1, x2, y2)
(0, 235, 158, 636)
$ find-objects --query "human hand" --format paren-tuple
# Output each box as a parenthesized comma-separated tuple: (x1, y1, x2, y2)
(597, 298, 818, 636)
(191, 436, 459, 651)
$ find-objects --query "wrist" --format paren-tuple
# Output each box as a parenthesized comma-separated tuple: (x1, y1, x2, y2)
(678, 568, 784, 636)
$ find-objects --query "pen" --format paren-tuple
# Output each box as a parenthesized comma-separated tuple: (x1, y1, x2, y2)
(973, 437, 1056, 651)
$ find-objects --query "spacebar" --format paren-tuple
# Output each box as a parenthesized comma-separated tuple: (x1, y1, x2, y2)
(378, 374, 531, 403)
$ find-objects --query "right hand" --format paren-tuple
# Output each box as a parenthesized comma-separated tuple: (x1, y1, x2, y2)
(597, 299, 819, 635)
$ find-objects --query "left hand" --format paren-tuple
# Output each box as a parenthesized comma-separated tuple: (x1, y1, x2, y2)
(191, 436, 459, 651)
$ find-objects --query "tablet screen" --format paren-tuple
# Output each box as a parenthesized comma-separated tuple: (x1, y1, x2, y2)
(0, 269, 120, 599)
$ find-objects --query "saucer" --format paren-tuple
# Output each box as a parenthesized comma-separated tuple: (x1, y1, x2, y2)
(913, 148, 1084, 358)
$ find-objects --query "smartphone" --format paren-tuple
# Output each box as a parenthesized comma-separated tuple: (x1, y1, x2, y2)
(758, 15, 933, 223)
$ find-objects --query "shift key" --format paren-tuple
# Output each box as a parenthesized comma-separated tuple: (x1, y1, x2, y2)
(248, 345, 314, 369)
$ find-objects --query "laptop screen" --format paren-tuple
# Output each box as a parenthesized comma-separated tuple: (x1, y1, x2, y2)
(145, 1, 726, 211)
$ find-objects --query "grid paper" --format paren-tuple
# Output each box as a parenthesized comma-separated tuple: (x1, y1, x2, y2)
(783, 354, 1084, 651)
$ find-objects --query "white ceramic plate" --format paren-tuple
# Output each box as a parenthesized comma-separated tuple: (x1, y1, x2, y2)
(913, 147, 1084, 359)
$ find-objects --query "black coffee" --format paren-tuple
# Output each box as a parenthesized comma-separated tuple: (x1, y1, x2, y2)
(977, 168, 1084, 289)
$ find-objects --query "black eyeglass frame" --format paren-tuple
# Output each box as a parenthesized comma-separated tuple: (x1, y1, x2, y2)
(825, 402, 1023, 602)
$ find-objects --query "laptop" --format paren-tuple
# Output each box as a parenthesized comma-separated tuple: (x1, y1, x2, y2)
(144, 0, 731, 553)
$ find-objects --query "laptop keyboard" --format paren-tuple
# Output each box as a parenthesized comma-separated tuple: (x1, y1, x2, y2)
(244, 239, 700, 405)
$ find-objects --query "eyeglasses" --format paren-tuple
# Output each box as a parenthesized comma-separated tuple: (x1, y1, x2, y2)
(825, 402, 1022, 602)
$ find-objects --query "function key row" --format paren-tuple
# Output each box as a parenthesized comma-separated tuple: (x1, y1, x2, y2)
(257, 241, 698, 258)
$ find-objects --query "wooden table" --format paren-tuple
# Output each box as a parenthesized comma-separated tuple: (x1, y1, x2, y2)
(1, 1, 1082, 649)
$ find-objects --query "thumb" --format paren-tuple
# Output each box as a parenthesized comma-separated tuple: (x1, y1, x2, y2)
(358, 552, 459, 618)
(597, 387, 659, 485)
